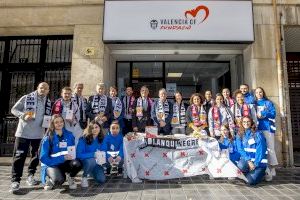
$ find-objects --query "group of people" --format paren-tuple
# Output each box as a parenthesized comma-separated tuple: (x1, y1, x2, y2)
(9, 81, 278, 193)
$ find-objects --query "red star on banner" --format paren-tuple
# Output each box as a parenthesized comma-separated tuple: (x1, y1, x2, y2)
(216, 168, 222, 173)
(180, 151, 187, 157)
(237, 169, 243, 175)
(145, 171, 150, 176)
(201, 167, 206, 172)
(198, 149, 204, 155)
(182, 169, 188, 174)
(164, 171, 169, 176)
(144, 153, 149, 158)
(162, 152, 168, 158)
(130, 153, 136, 158)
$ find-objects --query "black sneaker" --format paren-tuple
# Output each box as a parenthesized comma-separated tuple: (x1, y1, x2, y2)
(106, 167, 111, 176)
(117, 168, 123, 176)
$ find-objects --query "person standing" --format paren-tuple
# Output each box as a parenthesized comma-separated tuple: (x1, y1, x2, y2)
(109, 86, 124, 133)
(255, 87, 278, 181)
(151, 88, 173, 135)
(86, 82, 113, 133)
(72, 82, 88, 130)
(240, 84, 255, 106)
(171, 91, 188, 134)
(222, 88, 235, 109)
(132, 86, 153, 132)
(52, 87, 81, 145)
(121, 86, 135, 135)
(10, 82, 52, 193)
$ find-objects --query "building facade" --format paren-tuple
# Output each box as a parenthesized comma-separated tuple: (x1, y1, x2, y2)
(0, 0, 299, 167)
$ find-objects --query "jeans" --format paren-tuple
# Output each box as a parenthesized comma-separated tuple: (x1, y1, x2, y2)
(11, 137, 41, 183)
(46, 160, 81, 186)
(237, 159, 266, 185)
(82, 158, 106, 184)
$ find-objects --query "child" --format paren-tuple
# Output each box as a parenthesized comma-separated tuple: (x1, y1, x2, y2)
(102, 121, 124, 175)
(218, 124, 240, 164)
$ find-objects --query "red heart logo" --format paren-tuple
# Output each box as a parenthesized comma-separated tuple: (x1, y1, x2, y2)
(185, 5, 209, 23)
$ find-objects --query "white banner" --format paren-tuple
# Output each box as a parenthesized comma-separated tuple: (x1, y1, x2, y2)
(124, 136, 247, 182)
(103, 1, 254, 42)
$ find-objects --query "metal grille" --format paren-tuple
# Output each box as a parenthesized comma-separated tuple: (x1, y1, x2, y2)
(0, 36, 73, 151)
(9, 39, 41, 63)
(287, 60, 300, 149)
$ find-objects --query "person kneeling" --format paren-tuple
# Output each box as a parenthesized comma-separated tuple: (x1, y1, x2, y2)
(40, 114, 81, 190)
(236, 116, 268, 185)
(102, 121, 124, 176)
(76, 120, 106, 187)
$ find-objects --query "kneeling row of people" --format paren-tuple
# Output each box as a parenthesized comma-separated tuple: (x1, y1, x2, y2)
(40, 114, 123, 190)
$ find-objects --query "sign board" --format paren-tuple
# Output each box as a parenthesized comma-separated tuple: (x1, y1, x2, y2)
(103, 1, 254, 42)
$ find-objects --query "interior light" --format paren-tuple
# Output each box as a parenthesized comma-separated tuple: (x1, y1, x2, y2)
(167, 73, 182, 78)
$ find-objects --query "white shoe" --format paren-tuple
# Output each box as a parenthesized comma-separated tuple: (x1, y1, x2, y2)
(9, 182, 20, 193)
(67, 175, 77, 189)
(26, 174, 38, 186)
(81, 177, 89, 188)
(271, 167, 276, 176)
(265, 168, 273, 182)
(44, 180, 54, 191)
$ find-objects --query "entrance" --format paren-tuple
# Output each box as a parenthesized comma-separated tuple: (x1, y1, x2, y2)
(117, 61, 232, 100)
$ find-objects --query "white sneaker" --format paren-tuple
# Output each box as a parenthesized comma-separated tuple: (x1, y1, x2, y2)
(44, 180, 54, 191)
(26, 174, 38, 186)
(9, 182, 20, 193)
(271, 167, 276, 176)
(265, 168, 273, 182)
(81, 177, 89, 188)
(67, 175, 77, 189)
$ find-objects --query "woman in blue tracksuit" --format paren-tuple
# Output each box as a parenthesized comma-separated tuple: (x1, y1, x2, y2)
(236, 116, 268, 185)
(40, 114, 81, 190)
(76, 120, 106, 188)
(218, 124, 240, 164)
(255, 87, 278, 181)
(102, 121, 124, 175)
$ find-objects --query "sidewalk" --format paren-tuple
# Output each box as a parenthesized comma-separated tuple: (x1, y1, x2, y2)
(0, 166, 299, 200)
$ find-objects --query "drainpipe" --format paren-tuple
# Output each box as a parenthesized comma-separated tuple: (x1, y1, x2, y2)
(272, 0, 293, 167)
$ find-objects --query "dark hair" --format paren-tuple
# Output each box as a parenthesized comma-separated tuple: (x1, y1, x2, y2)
(61, 86, 72, 93)
(83, 120, 104, 145)
(189, 93, 204, 105)
(220, 124, 234, 142)
(238, 116, 256, 137)
(233, 90, 243, 99)
(174, 91, 182, 100)
(110, 86, 118, 91)
(110, 120, 120, 127)
(255, 87, 268, 100)
(240, 83, 249, 89)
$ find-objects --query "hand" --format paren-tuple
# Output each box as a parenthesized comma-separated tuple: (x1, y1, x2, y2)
(115, 156, 121, 163)
(95, 115, 101, 122)
(248, 161, 255, 171)
(159, 121, 166, 127)
(24, 114, 33, 121)
(108, 157, 114, 164)
(64, 154, 73, 160)
(133, 127, 138, 132)
(257, 113, 262, 119)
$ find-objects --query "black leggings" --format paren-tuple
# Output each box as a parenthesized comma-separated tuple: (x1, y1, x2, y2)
(46, 160, 81, 186)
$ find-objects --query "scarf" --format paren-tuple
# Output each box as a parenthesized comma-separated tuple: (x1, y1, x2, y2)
(111, 96, 123, 119)
(224, 98, 234, 108)
(24, 91, 52, 117)
(155, 100, 169, 122)
(171, 102, 186, 125)
(212, 106, 221, 129)
(72, 94, 86, 121)
(123, 95, 135, 116)
(234, 103, 250, 124)
(92, 95, 107, 115)
(52, 99, 73, 115)
(191, 104, 207, 127)
(136, 97, 153, 117)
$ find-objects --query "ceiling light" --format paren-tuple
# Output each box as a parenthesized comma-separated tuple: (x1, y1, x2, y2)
(167, 73, 182, 78)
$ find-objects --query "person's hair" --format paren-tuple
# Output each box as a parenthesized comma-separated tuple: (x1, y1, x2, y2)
(140, 85, 148, 91)
(73, 82, 84, 89)
(45, 114, 65, 143)
(221, 88, 231, 95)
(61, 86, 72, 93)
(110, 120, 120, 131)
(110, 86, 118, 91)
(174, 91, 182, 100)
(215, 93, 224, 100)
(37, 82, 49, 88)
(255, 87, 268, 100)
(158, 88, 167, 94)
(220, 124, 234, 142)
(83, 120, 104, 145)
(233, 90, 243, 99)
(189, 93, 204, 105)
(240, 83, 249, 89)
(238, 116, 256, 137)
